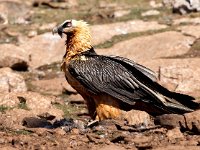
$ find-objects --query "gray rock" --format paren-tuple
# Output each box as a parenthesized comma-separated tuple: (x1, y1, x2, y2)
(163, 0, 200, 14)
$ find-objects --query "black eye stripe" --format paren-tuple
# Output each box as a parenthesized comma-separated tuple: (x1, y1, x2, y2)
(63, 21, 72, 28)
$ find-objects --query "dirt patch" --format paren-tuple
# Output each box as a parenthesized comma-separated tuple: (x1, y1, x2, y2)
(0, 0, 200, 149)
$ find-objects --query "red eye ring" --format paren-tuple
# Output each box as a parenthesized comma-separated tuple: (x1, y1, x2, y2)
(63, 21, 72, 28)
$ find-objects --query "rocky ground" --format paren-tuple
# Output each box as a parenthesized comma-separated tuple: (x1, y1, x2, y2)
(0, 0, 200, 149)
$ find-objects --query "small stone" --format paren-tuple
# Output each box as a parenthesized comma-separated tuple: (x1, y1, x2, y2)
(149, 0, 163, 8)
(28, 30, 37, 38)
(22, 117, 52, 128)
(113, 10, 131, 18)
(0, 13, 8, 25)
(141, 10, 160, 16)
(166, 127, 184, 140)
(155, 114, 186, 128)
(38, 112, 56, 120)
(54, 128, 66, 136)
(110, 133, 126, 143)
(0, 138, 5, 144)
(68, 94, 84, 104)
(73, 119, 86, 130)
(123, 110, 154, 127)
(86, 133, 100, 143)
(71, 128, 79, 135)
(132, 134, 153, 145)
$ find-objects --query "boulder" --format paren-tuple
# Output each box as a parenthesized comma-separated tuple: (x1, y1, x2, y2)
(184, 110, 200, 133)
(155, 114, 186, 128)
(97, 31, 194, 63)
(155, 110, 200, 134)
(91, 20, 167, 45)
(178, 25, 200, 39)
(146, 58, 200, 97)
(30, 77, 76, 95)
(0, 68, 27, 93)
(21, 32, 65, 69)
(0, 44, 29, 71)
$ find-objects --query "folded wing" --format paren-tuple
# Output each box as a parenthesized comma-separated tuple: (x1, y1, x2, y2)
(68, 53, 198, 115)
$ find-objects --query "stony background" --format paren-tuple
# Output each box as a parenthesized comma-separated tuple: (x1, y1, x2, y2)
(0, 0, 200, 149)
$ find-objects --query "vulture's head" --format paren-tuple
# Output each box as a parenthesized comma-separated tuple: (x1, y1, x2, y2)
(52, 19, 90, 38)
(53, 19, 92, 53)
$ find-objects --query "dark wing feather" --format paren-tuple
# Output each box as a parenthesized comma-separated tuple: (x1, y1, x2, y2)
(68, 54, 198, 113)
(69, 55, 147, 105)
(69, 55, 163, 105)
(110, 56, 158, 81)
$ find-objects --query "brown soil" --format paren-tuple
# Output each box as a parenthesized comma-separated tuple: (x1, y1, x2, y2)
(0, 0, 200, 150)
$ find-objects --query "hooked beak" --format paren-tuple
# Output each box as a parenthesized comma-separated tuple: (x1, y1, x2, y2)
(52, 26, 63, 38)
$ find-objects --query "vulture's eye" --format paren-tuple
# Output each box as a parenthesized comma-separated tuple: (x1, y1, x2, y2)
(63, 21, 72, 28)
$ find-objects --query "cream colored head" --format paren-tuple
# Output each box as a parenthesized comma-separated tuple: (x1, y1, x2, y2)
(52, 20, 90, 38)
(53, 19, 92, 55)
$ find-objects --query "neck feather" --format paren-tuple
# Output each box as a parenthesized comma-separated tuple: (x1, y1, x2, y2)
(65, 26, 92, 59)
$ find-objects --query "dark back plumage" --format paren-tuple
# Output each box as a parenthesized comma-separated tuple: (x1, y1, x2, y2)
(68, 48, 199, 116)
